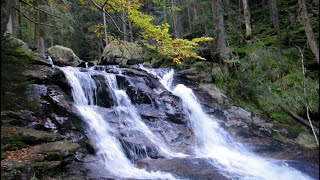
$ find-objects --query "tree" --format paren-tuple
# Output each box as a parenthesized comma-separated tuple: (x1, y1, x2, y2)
(298, 0, 319, 64)
(268, 0, 281, 53)
(213, 0, 229, 59)
(103, 7, 109, 46)
(90, 0, 213, 64)
(242, 0, 252, 39)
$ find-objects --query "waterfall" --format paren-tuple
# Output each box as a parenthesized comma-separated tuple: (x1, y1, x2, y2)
(140, 65, 314, 180)
(47, 55, 54, 67)
(59, 66, 177, 179)
(100, 71, 186, 158)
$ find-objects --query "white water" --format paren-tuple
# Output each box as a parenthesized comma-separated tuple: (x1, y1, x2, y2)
(140, 65, 314, 180)
(47, 55, 54, 67)
(60, 66, 177, 179)
(101, 72, 186, 158)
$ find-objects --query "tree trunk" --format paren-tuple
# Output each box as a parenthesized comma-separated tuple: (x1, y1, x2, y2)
(6, 14, 13, 34)
(242, 0, 252, 39)
(187, 4, 192, 32)
(129, 21, 133, 42)
(122, 9, 129, 41)
(163, 0, 167, 24)
(12, 1, 19, 38)
(39, 36, 45, 55)
(103, 8, 108, 46)
(1, 0, 15, 34)
(268, 0, 282, 54)
(34, 0, 40, 53)
(171, 0, 180, 38)
(299, 0, 319, 64)
(213, 0, 229, 59)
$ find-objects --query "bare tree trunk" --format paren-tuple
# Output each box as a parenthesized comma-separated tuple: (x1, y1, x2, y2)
(163, 0, 167, 24)
(6, 14, 13, 34)
(187, 4, 192, 32)
(34, 0, 40, 53)
(129, 21, 133, 42)
(103, 8, 108, 46)
(171, 0, 180, 38)
(295, 45, 319, 145)
(242, 0, 252, 39)
(268, 0, 282, 54)
(39, 36, 45, 55)
(1, 0, 15, 33)
(202, 7, 208, 36)
(299, 0, 319, 64)
(213, 0, 229, 59)
(122, 9, 129, 41)
(12, 1, 19, 37)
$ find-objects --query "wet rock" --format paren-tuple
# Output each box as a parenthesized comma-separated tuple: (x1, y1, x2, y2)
(91, 75, 114, 108)
(117, 75, 154, 105)
(135, 104, 159, 120)
(99, 40, 145, 66)
(77, 61, 95, 68)
(46, 45, 81, 66)
(152, 120, 194, 154)
(138, 158, 228, 180)
(120, 132, 161, 160)
(158, 91, 186, 124)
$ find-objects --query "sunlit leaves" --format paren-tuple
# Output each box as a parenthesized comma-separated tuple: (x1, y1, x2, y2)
(89, 0, 214, 64)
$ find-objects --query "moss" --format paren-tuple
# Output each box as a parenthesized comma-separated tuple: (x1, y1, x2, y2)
(1, 34, 35, 111)
(2, 134, 26, 150)
(271, 111, 293, 122)
(273, 123, 305, 138)
(194, 62, 207, 71)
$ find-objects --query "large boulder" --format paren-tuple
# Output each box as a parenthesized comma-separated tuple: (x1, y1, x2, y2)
(99, 40, 145, 66)
(176, 62, 228, 83)
(46, 45, 81, 66)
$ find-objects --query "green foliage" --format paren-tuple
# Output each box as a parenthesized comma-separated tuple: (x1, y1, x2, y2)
(227, 45, 319, 123)
(1, 34, 35, 111)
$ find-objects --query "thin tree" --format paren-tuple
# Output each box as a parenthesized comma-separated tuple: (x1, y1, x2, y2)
(298, 0, 319, 64)
(212, 0, 229, 59)
(269, 0, 282, 54)
(103, 7, 108, 46)
(242, 0, 252, 39)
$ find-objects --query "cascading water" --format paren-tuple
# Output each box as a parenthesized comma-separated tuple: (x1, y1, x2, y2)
(140, 65, 314, 180)
(101, 71, 186, 158)
(59, 66, 177, 179)
(47, 55, 54, 67)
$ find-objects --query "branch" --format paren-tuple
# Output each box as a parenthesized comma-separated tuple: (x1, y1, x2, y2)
(101, 0, 132, 30)
(90, 0, 133, 37)
(15, 7, 60, 28)
(19, 0, 62, 18)
(280, 104, 319, 135)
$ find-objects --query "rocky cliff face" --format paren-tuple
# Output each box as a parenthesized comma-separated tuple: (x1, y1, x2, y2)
(1, 38, 318, 179)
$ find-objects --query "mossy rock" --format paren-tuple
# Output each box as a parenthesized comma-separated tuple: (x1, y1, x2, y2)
(273, 132, 318, 148)
(1, 127, 63, 148)
(99, 40, 146, 66)
(46, 45, 81, 67)
(32, 140, 80, 159)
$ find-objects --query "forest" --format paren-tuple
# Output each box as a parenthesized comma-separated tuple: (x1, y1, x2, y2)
(1, 0, 319, 179)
